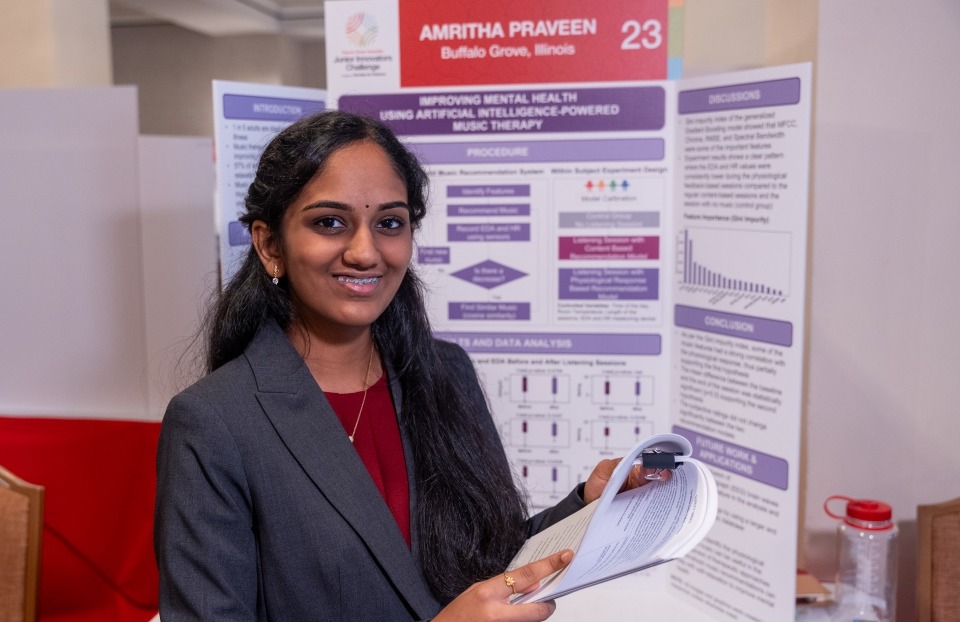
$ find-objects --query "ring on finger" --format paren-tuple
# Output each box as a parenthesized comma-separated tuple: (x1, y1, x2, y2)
(503, 573, 516, 594)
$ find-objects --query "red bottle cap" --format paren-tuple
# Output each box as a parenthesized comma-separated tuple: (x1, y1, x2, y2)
(845, 499, 892, 522)
(824, 495, 893, 525)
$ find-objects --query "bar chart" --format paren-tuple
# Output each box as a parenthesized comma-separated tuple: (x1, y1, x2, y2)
(676, 228, 791, 299)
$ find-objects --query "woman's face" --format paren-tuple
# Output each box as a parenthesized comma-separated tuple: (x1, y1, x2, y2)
(274, 140, 413, 340)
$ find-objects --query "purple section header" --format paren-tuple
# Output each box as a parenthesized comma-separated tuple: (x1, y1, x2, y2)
(228, 221, 250, 247)
(417, 247, 449, 265)
(434, 332, 661, 355)
(448, 204, 530, 217)
(674, 304, 793, 347)
(558, 268, 659, 301)
(339, 86, 665, 135)
(448, 185, 529, 197)
(222, 94, 326, 121)
(673, 425, 789, 490)
(678, 78, 800, 114)
(449, 302, 531, 321)
(448, 223, 530, 242)
(412, 138, 664, 165)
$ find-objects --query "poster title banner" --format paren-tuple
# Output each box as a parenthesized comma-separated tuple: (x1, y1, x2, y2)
(339, 86, 665, 135)
(398, 0, 668, 86)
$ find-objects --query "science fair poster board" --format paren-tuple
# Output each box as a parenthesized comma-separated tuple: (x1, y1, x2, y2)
(666, 67, 811, 621)
(213, 81, 327, 283)
(321, 3, 811, 620)
(324, 1, 674, 499)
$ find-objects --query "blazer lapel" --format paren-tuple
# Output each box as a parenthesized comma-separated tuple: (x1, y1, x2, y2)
(246, 321, 439, 619)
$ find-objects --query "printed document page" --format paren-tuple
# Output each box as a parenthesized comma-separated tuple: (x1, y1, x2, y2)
(510, 461, 713, 602)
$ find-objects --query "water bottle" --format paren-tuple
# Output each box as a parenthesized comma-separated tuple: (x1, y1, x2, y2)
(824, 495, 898, 622)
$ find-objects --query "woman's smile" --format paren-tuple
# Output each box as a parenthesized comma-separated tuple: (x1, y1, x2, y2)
(336, 275, 382, 292)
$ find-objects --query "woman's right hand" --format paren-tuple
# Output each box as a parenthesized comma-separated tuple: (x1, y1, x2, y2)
(432, 549, 574, 622)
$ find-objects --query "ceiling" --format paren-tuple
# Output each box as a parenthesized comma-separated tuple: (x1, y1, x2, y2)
(109, 0, 328, 39)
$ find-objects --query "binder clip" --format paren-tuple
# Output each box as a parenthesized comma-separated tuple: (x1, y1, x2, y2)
(639, 448, 683, 480)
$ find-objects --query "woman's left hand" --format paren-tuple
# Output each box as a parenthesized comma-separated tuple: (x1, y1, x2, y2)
(582, 457, 671, 505)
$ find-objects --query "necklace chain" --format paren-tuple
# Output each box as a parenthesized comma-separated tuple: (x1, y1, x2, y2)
(348, 343, 376, 443)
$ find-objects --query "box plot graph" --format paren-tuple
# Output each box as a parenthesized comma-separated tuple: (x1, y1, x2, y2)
(516, 463, 572, 495)
(508, 418, 571, 448)
(590, 374, 654, 406)
(590, 420, 655, 451)
(509, 373, 571, 404)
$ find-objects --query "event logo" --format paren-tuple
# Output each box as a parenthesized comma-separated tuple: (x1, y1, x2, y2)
(345, 12, 378, 47)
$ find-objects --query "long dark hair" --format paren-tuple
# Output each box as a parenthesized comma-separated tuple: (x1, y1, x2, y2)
(206, 110, 528, 602)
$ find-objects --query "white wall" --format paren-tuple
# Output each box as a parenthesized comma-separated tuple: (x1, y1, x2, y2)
(0, 89, 219, 421)
(807, 0, 960, 529)
(138, 135, 219, 418)
(112, 24, 325, 136)
(684, 2, 960, 617)
(0, 87, 147, 417)
(802, 3, 960, 614)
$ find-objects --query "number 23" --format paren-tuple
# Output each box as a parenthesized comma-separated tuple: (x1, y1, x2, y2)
(621, 19, 663, 50)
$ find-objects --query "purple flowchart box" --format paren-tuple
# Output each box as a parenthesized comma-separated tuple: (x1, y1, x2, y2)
(558, 236, 660, 260)
(417, 247, 450, 265)
(449, 302, 531, 321)
(448, 204, 530, 217)
(558, 268, 659, 301)
(448, 223, 530, 242)
(448, 185, 530, 198)
(451, 261, 526, 289)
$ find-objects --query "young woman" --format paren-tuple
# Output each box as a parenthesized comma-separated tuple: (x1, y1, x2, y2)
(154, 111, 652, 621)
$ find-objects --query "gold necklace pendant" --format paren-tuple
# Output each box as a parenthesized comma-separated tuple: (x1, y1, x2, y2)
(348, 343, 376, 443)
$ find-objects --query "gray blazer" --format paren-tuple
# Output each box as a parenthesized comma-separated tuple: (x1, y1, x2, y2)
(155, 319, 583, 621)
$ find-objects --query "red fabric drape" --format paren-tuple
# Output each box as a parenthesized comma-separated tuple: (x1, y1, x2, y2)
(0, 416, 160, 622)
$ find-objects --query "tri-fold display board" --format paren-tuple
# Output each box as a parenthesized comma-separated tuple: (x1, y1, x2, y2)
(211, 2, 812, 618)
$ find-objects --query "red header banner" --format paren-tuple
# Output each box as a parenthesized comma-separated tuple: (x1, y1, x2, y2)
(398, 0, 668, 87)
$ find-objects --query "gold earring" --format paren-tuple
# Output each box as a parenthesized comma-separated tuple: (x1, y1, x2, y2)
(271, 265, 280, 285)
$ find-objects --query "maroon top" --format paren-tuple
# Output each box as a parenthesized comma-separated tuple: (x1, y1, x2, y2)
(326, 374, 411, 546)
